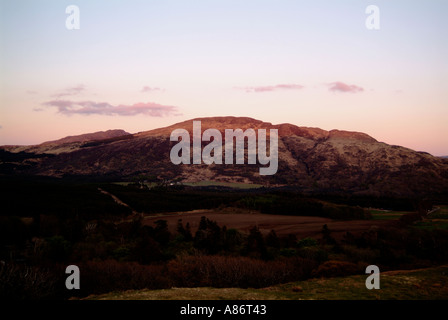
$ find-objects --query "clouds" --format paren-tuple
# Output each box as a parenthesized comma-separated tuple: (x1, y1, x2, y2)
(52, 84, 86, 98)
(235, 82, 364, 94)
(328, 82, 364, 93)
(37, 84, 180, 117)
(236, 84, 304, 93)
(141, 86, 163, 93)
(43, 100, 181, 117)
(37, 80, 364, 120)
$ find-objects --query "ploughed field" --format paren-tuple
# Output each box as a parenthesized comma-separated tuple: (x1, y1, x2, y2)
(141, 209, 395, 240)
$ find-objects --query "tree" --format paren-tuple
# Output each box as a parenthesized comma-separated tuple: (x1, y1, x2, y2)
(184, 223, 193, 241)
(245, 226, 268, 259)
(265, 230, 280, 248)
(321, 224, 336, 245)
(132, 235, 164, 264)
(177, 219, 192, 241)
(194, 217, 222, 254)
(223, 228, 243, 252)
(154, 220, 171, 245)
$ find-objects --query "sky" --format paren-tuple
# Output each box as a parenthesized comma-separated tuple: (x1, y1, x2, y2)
(0, 0, 447, 155)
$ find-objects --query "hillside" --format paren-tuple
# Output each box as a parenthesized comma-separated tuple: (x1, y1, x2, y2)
(1, 116, 448, 198)
(1, 129, 130, 155)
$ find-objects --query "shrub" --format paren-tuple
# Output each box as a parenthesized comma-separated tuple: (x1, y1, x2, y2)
(297, 246, 328, 263)
(340, 245, 380, 264)
(311, 260, 359, 278)
(0, 263, 63, 300)
(297, 237, 318, 248)
(279, 248, 297, 257)
(166, 254, 318, 288)
(399, 212, 422, 225)
(76, 260, 170, 297)
(112, 245, 132, 261)
(42, 236, 72, 262)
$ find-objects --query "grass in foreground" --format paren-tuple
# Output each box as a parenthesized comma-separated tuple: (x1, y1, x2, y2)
(369, 209, 409, 220)
(414, 205, 448, 230)
(82, 264, 448, 300)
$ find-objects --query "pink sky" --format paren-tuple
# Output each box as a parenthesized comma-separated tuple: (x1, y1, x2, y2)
(1, 1, 447, 156)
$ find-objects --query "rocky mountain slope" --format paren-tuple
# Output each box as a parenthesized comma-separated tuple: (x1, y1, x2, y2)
(1, 117, 447, 197)
(2, 129, 130, 155)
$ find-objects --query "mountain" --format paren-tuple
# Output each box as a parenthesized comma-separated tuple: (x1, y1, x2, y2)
(1, 129, 130, 155)
(1, 117, 447, 198)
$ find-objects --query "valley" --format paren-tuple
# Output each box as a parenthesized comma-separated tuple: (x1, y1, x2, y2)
(1, 117, 447, 301)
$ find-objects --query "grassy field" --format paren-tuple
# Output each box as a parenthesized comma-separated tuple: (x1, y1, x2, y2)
(369, 209, 409, 220)
(413, 205, 448, 230)
(427, 205, 448, 220)
(83, 264, 448, 300)
(369, 205, 448, 229)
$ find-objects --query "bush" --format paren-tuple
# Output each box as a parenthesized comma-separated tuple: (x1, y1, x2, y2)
(166, 254, 318, 288)
(340, 245, 380, 264)
(311, 260, 359, 278)
(0, 263, 63, 300)
(76, 260, 170, 297)
(297, 246, 328, 263)
(42, 236, 72, 262)
(279, 248, 297, 257)
(399, 212, 422, 225)
(297, 237, 318, 248)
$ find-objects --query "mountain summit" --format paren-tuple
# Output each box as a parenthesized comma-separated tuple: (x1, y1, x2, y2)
(1, 116, 447, 197)
(139, 116, 376, 143)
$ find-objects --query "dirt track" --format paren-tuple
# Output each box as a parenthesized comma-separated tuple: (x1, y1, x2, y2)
(142, 209, 394, 240)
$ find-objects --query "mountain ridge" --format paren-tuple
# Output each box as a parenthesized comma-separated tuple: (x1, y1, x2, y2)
(40, 129, 130, 145)
(137, 116, 376, 143)
(1, 116, 447, 198)
(2, 129, 131, 155)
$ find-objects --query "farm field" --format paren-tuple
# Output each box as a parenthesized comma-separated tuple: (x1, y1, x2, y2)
(142, 209, 395, 239)
(369, 209, 409, 220)
(413, 205, 448, 231)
